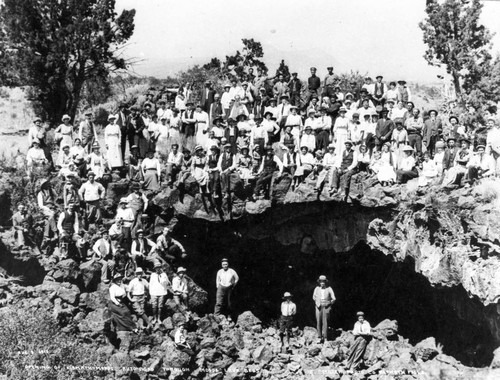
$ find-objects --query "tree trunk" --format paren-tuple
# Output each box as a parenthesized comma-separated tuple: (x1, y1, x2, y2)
(452, 70, 462, 100)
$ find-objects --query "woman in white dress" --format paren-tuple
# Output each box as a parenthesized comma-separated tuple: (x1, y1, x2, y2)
(333, 107, 350, 155)
(194, 104, 210, 148)
(375, 143, 397, 185)
(169, 110, 182, 148)
(87, 143, 106, 179)
(104, 114, 123, 169)
(191, 145, 209, 194)
(418, 152, 439, 187)
(55, 114, 73, 151)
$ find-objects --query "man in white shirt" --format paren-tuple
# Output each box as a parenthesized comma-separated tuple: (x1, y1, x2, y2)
(172, 267, 189, 309)
(127, 267, 150, 329)
(486, 118, 500, 175)
(166, 143, 184, 188)
(78, 171, 105, 228)
(155, 227, 186, 264)
(468, 144, 495, 183)
(315, 144, 337, 195)
(115, 198, 134, 247)
(93, 228, 114, 283)
(279, 292, 296, 350)
(276, 95, 291, 126)
(149, 263, 170, 324)
(214, 258, 239, 318)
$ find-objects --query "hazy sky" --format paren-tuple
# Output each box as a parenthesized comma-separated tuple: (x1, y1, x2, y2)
(116, 0, 500, 83)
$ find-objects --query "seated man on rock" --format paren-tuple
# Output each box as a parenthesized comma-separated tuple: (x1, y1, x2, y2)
(329, 140, 358, 200)
(254, 146, 283, 200)
(155, 227, 186, 265)
(12, 204, 33, 249)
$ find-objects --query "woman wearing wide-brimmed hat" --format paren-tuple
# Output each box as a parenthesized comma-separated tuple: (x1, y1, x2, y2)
(312, 275, 336, 343)
(54, 114, 74, 152)
(396, 145, 418, 184)
(108, 273, 137, 334)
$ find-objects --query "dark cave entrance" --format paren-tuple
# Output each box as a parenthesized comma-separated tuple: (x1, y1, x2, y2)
(177, 215, 496, 367)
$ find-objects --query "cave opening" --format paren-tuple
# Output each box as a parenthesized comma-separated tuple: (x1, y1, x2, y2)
(177, 214, 496, 368)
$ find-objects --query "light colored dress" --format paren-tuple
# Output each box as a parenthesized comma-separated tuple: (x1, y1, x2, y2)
(104, 123, 123, 168)
(88, 152, 106, 179)
(56, 123, 73, 151)
(141, 157, 161, 191)
(191, 156, 208, 186)
(333, 116, 350, 154)
(418, 160, 438, 186)
(375, 152, 396, 182)
(195, 111, 210, 148)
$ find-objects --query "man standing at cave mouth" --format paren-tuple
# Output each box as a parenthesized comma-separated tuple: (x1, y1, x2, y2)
(214, 258, 239, 320)
(279, 292, 296, 351)
(312, 275, 336, 343)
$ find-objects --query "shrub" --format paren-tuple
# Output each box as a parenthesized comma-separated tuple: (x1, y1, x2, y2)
(0, 308, 109, 379)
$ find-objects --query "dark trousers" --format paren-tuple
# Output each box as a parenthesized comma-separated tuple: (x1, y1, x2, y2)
(214, 285, 233, 316)
(408, 134, 422, 153)
(209, 171, 221, 194)
(290, 93, 301, 107)
(426, 135, 437, 156)
(396, 169, 418, 183)
(331, 168, 355, 194)
(185, 123, 195, 137)
(121, 128, 128, 160)
(254, 170, 275, 197)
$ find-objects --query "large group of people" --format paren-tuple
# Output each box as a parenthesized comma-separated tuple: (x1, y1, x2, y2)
(13, 65, 500, 372)
(25, 67, 500, 206)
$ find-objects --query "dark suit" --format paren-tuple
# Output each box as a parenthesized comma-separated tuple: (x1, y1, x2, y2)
(209, 101, 224, 126)
(116, 110, 129, 159)
(201, 88, 215, 112)
(224, 126, 239, 155)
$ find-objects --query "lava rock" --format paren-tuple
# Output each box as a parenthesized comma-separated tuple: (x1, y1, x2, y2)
(79, 260, 102, 291)
(161, 340, 192, 368)
(412, 337, 439, 362)
(56, 282, 80, 305)
(253, 345, 273, 365)
(303, 326, 318, 345)
(236, 311, 261, 331)
(78, 307, 109, 334)
(372, 319, 398, 340)
(50, 258, 80, 282)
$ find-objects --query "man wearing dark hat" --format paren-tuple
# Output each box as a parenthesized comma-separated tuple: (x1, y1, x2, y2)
(330, 140, 358, 200)
(215, 258, 239, 318)
(375, 108, 395, 150)
(79, 110, 97, 154)
(217, 142, 237, 197)
(423, 109, 442, 156)
(201, 80, 215, 112)
(373, 75, 386, 106)
(273, 74, 289, 101)
(78, 171, 105, 229)
(323, 66, 336, 98)
(93, 228, 114, 282)
(254, 147, 284, 199)
(312, 275, 336, 343)
(288, 72, 302, 107)
(397, 80, 411, 103)
(305, 67, 321, 108)
(182, 102, 196, 137)
(57, 203, 82, 259)
(131, 229, 156, 269)
(127, 105, 148, 158)
(405, 108, 424, 154)
(443, 137, 459, 172)
(279, 292, 296, 351)
(116, 103, 130, 160)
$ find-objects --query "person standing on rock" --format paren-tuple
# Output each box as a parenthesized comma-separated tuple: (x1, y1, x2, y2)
(149, 263, 170, 324)
(346, 311, 372, 370)
(214, 258, 239, 319)
(127, 267, 151, 331)
(312, 275, 336, 343)
(279, 292, 296, 351)
(78, 171, 105, 229)
(109, 273, 137, 335)
(172, 267, 189, 310)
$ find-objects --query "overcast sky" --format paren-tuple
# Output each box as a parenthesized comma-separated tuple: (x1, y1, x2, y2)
(116, 0, 500, 83)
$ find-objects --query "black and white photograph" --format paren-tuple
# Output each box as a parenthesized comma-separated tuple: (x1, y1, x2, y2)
(0, 0, 500, 378)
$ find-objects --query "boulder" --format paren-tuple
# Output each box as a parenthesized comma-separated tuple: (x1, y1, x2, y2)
(79, 289, 108, 311)
(56, 282, 80, 305)
(236, 311, 261, 331)
(412, 337, 439, 362)
(491, 346, 500, 369)
(303, 326, 318, 345)
(200, 336, 217, 349)
(224, 361, 246, 380)
(245, 199, 271, 215)
(108, 352, 135, 377)
(196, 314, 221, 336)
(79, 260, 102, 291)
(252, 345, 273, 364)
(321, 344, 339, 362)
(78, 307, 109, 334)
(161, 341, 192, 368)
(372, 319, 398, 340)
(50, 258, 80, 282)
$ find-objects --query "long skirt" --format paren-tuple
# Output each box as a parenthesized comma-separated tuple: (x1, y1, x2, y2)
(346, 335, 369, 369)
(108, 300, 136, 332)
(143, 170, 160, 191)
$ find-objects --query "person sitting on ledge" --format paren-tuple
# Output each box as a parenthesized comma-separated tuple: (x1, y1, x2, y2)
(346, 311, 372, 371)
